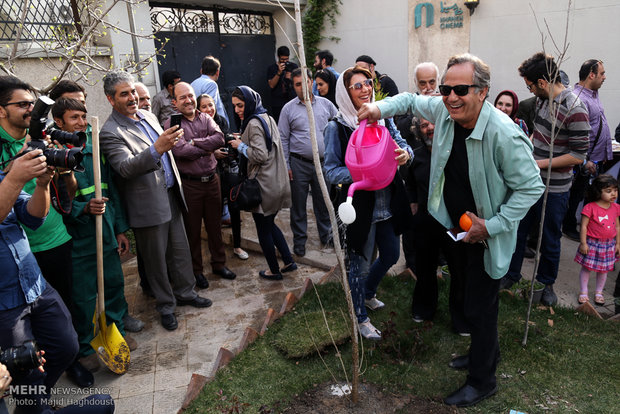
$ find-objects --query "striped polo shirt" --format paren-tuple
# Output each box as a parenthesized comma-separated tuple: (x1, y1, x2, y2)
(532, 88, 590, 193)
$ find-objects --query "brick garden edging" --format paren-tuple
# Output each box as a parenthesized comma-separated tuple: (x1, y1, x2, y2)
(176, 269, 337, 413)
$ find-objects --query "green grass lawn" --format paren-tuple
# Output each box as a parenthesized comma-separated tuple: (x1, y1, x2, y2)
(186, 275, 620, 413)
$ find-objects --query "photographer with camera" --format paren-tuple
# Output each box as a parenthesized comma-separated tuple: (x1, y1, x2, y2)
(0, 137, 81, 411)
(266, 46, 298, 122)
(167, 82, 236, 287)
(0, 76, 78, 314)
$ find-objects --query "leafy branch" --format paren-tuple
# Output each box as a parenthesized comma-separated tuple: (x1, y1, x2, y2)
(301, 0, 341, 68)
(0, 0, 166, 94)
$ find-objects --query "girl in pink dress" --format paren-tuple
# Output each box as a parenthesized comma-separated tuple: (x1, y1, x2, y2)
(574, 175, 620, 305)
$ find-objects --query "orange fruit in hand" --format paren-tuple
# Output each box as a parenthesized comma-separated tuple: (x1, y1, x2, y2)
(459, 214, 472, 231)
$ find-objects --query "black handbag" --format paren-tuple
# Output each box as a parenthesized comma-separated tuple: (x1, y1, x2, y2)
(229, 169, 262, 211)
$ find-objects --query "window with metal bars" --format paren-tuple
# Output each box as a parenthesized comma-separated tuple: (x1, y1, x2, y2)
(0, 0, 75, 41)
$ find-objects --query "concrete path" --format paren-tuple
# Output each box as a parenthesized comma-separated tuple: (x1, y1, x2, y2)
(51, 207, 339, 414)
(7, 204, 617, 413)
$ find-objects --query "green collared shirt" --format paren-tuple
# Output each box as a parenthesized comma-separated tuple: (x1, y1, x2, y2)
(377, 94, 545, 278)
(0, 126, 72, 252)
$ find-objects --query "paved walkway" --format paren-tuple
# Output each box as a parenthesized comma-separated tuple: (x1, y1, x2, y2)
(52, 208, 338, 414)
(7, 204, 617, 413)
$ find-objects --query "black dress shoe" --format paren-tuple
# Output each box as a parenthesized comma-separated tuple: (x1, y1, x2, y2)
(177, 296, 213, 308)
(195, 273, 209, 289)
(66, 360, 94, 388)
(449, 353, 500, 371)
(161, 313, 178, 331)
(259, 270, 283, 281)
(444, 383, 498, 407)
(449, 355, 469, 370)
(412, 314, 425, 323)
(280, 262, 298, 273)
(213, 266, 236, 280)
(293, 247, 305, 257)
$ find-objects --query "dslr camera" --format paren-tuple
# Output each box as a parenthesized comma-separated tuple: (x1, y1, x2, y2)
(23, 96, 86, 172)
(284, 61, 294, 72)
(0, 340, 43, 377)
(224, 133, 237, 152)
(221, 134, 239, 168)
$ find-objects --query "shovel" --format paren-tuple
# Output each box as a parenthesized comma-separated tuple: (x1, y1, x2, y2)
(89, 116, 130, 374)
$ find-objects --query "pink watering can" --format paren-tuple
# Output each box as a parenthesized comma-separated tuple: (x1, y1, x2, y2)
(338, 119, 399, 224)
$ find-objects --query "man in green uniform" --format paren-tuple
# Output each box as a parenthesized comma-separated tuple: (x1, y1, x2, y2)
(53, 97, 141, 383)
(49, 80, 144, 335)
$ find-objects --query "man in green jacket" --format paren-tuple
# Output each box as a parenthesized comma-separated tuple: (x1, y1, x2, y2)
(53, 97, 142, 384)
(359, 54, 545, 407)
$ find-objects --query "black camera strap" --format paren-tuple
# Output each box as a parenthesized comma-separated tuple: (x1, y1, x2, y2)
(50, 175, 73, 215)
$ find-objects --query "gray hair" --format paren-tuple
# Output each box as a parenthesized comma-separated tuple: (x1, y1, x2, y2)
(414, 62, 439, 85)
(103, 70, 135, 97)
(441, 53, 491, 90)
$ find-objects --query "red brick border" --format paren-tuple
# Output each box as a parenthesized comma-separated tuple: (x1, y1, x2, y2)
(179, 273, 334, 412)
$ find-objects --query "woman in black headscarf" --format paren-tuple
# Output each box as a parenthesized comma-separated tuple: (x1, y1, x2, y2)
(314, 69, 338, 108)
(228, 86, 295, 280)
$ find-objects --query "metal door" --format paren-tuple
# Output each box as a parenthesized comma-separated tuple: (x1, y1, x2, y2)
(151, 5, 276, 130)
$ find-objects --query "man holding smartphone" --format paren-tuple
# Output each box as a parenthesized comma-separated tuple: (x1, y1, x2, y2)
(100, 71, 213, 332)
(167, 82, 236, 286)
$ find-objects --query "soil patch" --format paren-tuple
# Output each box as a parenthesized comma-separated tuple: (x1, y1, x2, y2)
(277, 382, 458, 414)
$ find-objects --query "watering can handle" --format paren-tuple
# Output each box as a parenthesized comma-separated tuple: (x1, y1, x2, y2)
(353, 119, 368, 163)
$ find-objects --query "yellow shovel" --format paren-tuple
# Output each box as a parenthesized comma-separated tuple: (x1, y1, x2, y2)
(89, 116, 130, 374)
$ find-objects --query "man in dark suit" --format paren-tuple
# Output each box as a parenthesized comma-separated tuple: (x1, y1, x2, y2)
(100, 70, 212, 331)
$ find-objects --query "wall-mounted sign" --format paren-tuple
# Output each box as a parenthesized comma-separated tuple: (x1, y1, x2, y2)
(414, 1, 464, 30)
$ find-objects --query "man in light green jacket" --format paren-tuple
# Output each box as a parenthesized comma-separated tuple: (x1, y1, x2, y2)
(359, 53, 545, 407)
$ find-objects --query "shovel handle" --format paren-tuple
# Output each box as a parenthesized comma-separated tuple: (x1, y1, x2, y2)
(91, 117, 105, 324)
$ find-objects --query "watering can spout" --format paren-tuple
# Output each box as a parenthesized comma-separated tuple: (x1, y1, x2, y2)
(338, 196, 356, 224)
(346, 180, 371, 198)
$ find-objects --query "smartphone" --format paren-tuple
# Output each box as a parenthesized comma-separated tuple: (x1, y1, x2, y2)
(170, 114, 183, 129)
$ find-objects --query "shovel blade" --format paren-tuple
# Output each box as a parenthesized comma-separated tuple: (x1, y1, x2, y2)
(90, 314, 130, 374)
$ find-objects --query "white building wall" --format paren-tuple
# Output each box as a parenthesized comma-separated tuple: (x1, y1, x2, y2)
(106, 0, 159, 94)
(470, 0, 620, 133)
(317, 0, 410, 93)
(315, 0, 620, 133)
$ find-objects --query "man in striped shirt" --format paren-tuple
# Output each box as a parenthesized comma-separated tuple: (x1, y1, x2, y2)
(501, 52, 590, 306)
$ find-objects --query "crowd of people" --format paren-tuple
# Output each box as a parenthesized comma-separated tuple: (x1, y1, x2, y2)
(1, 46, 619, 412)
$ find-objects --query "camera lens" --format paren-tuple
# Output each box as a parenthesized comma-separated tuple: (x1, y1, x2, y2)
(0, 341, 42, 376)
(47, 128, 86, 147)
(43, 147, 85, 172)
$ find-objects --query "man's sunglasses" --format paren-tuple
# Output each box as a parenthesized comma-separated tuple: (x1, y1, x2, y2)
(438, 84, 477, 97)
(348, 79, 373, 90)
(1, 100, 35, 109)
